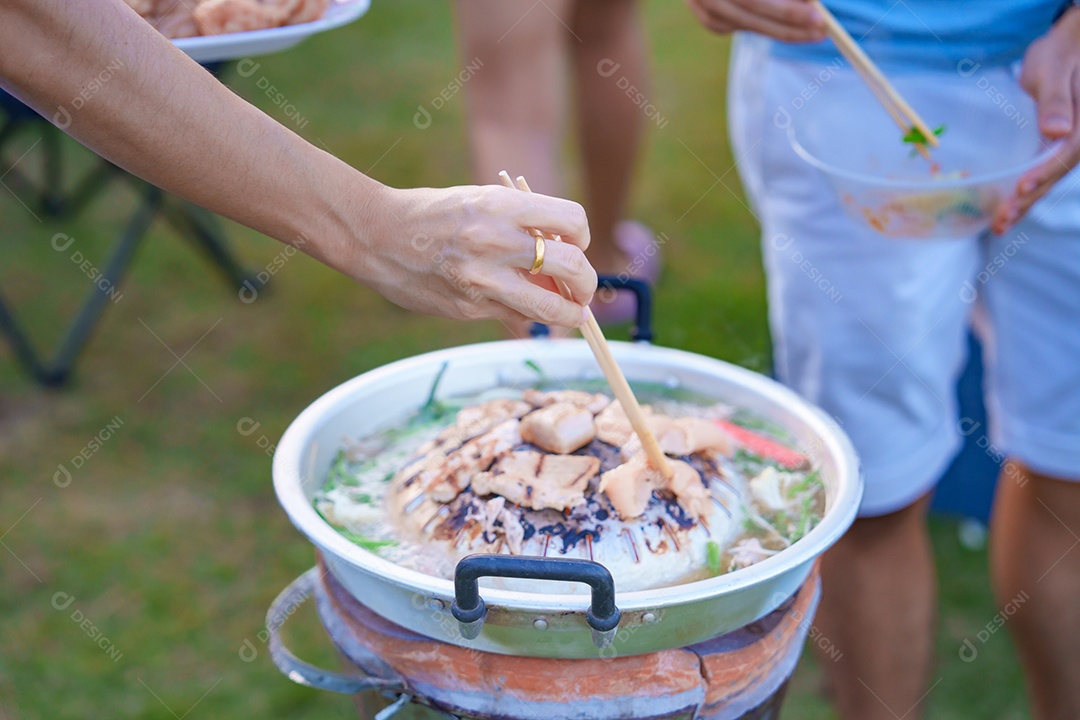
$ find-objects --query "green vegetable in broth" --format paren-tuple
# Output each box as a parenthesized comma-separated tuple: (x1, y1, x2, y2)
(706, 541, 722, 574)
(523, 358, 547, 382)
(341, 532, 399, 552)
(325, 449, 357, 490)
(786, 469, 822, 499)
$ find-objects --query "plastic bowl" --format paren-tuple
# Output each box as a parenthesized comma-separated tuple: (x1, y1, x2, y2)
(787, 69, 1058, 239)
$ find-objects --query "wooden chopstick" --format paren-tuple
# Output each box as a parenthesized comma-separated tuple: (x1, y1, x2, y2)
(849, 61, 933, 161)
(811, 0, 938, 154)
(499, 171, 674, 481)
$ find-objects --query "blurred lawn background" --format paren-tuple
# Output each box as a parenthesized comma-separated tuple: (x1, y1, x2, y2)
(0, 1, 1028, 718)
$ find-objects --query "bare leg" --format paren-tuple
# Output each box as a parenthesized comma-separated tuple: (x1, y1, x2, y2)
(453, 0, 571, 195)
(813, 494, 937, 720)
(991, 463, 1080, 720)
(569, 0, 648, 275)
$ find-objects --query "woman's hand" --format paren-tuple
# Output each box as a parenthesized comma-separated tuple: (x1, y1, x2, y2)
(994, 8, 1080, 234)
(685, 0, 825, 42)
(0, 1, 595, 330)
(356, 184, 596, 327)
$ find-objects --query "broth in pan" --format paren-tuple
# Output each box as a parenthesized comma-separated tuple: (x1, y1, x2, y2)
(314, 368, 825, 592)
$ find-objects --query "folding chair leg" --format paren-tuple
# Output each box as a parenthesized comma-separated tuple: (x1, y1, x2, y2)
(41, 124, 64, 218)
(162, 201, 264, 293)
(1, 104, 261, 385)
(49, 186, 162, 380)
(0, 116, 19, 150)
(0, 185, 161, 386)
(0, 289, 55, 385)
(0, 118, 41, 215)
(64, 161, 122, 218)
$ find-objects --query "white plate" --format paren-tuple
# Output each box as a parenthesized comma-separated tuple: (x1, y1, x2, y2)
(173, 0, 371, 64)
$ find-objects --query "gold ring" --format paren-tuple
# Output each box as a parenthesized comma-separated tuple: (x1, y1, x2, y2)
(529, 235, 546, 275)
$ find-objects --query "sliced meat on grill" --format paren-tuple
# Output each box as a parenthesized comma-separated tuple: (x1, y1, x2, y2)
(471, 451, 600, 511)
(728, 538, 779, 570)
(419, 399, 531, 455)
(600, 453, 711, 520)
(594, 400, 652, 447)
(523, 389, 611, 415)
(473, 496, 525, 554)
(499, 510, 526, 554)
(665, 459, 713, 519)
(456, 399, 532, 431)
(669, 418, 734, 457)
(598, 453, 658, 519)
(422, 419, 521, 502)
(399, 449, 447, 488)
(624, 416, 735, 459)
(519, 402, 596, 454)
(619, 416, 675, 459)
(481, 496, 507, 536)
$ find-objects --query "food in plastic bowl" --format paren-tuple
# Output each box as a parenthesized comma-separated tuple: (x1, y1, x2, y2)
(787, 72, 1059, 239)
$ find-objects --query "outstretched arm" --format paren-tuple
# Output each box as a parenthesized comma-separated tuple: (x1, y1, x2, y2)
(0, 0, 595, 326)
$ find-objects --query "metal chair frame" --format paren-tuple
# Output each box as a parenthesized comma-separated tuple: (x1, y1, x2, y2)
(0, 95, 261, 387)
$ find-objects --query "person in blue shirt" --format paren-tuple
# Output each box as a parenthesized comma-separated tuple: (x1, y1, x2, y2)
(688, 1, 1080, 719)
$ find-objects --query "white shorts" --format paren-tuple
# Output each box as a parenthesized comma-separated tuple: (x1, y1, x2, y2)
(728, 34, 1080, 516)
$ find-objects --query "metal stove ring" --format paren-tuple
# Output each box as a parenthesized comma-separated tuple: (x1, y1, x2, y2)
(266, 568, 406, 696)
(268, 569, 467, 719)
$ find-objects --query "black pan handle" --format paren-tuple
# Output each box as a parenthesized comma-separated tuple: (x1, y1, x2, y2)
(528, 275, 653, 343)
(596, 275, 653, 343)
(450, 554, 621, 647)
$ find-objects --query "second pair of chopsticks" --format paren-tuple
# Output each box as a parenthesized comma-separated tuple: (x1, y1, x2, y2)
(499, 171, 673, 482)
(810, 0, 938, 159)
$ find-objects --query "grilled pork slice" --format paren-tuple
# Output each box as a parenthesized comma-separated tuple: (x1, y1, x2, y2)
(480, 496, 507, 536)
(421, 419, 521, 502)
(669, 418, 734, 456)
(498, 509, 526, 554)
(600, 453, 711, 520)
(520, 402, 596, 454)
(594, 400, 653, 447)
(455, 399, 532, 433)
(598, 453, 657, 519)
(523, 389, 611, 415)
(618, 416, 674, 460)
(622, 416, 734, 459)
(418, 399, 531, 455)
(471, 451, 600, 511)
(665, 459, 713, 518)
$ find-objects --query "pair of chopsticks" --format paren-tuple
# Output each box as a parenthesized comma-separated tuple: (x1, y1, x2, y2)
(811, 0, 938, 159)
(499, 171, 674, 482)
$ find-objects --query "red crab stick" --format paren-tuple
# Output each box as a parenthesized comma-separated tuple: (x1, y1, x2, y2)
(713, 419, 809, 470)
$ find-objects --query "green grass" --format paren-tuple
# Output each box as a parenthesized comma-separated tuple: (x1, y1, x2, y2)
(0, 1, 1026, 718)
